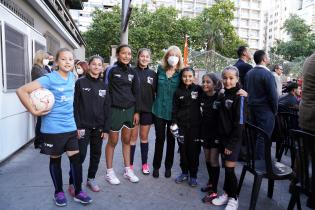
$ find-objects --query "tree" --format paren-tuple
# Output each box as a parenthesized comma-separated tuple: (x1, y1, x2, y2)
(83, 1, 246, 62)
(195, 0, 246, 58)
(82, 6, 121, 61)
(271, 15, 315, 61)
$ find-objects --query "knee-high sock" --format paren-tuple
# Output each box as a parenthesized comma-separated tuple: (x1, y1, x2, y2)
(69, 153, 82, 195)
(49, 157, 63, 194)
(130, 145, 136, 165)
(224, 167, 238, 199)
(209, 166, 220, 193)
(206, 161, 211, 183)
(140, 142, 149, 164)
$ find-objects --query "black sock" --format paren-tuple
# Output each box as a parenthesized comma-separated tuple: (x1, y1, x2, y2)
(49, 157, 63, 194)
(206, 162, 211, 183)
(69, 153, 82, 195)
(130, 145, 136, 165)
(224, 167, 238, 199)
(140, 142, 149, 164)
(210, 166, 220, 193)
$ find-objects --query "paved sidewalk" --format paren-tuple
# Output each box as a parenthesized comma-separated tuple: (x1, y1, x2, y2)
(0, 129, 310, 210)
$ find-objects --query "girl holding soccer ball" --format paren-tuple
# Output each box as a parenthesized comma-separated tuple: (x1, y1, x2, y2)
(16, 48, 92, 207)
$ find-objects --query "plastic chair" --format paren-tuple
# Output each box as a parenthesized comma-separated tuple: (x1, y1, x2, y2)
(288, 129, 315, 210)
(237, 122, 293, 210)
(275, 112, 299, 167)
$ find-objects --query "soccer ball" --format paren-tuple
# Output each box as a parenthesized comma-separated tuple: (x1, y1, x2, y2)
(30, 88, 55, 112)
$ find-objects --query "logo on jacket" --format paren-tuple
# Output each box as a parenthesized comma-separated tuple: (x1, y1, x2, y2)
(128, 74, 134, 81)
(114, 74, 121, 78)
(179, 96, 184, 100)
(99, 89, 106, 97)
(82, 88, 91, 92)
(147, 76, 153, 85)
(191, 91, 198, 99)
(225, 99, 234, 109)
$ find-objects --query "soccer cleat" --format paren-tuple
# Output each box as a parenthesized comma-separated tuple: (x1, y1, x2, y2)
(142, 163, 150, 175)
(124, 168, 140, 183)
(212, 193, 228, 206)
(87, 178, 100, 192)
(74, 191, 93, 204)
(225, 198, 239, 210)
(175, 173, 188, 184)
(54, 192, 67, 207)
(106, 169, 120, 185)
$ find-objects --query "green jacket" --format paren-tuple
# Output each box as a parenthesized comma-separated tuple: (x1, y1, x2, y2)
(152, 65, 180, 120)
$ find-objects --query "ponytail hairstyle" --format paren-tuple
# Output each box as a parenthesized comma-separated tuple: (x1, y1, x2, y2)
(222, 65, 241, 89)
(179, 67, 195, 87)
(136, 48, 151, 67)
(202, 73, 222, 92)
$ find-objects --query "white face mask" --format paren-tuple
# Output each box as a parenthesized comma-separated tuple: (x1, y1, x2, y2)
(42, 59, 49, 66)
(76, 68, 84, 75)
(167, 56, 179, 67)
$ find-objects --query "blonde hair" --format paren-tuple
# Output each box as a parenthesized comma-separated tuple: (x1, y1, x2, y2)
(161, 46, 184, 71)
(33, 50, 48, 67)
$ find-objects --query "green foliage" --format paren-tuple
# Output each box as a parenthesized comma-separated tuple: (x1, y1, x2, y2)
(83, 0, 246, 62)
(271, 15, 315, 61)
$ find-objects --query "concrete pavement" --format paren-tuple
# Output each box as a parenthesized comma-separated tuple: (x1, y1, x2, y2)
(0, 129, 310, 210)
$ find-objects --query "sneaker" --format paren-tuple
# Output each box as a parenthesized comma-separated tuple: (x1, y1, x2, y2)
(54, 192, 67, 207)
(67, 184, 75, 197)
(165, 169, 171, 178)
(212, 193, 228, 206)
(189, 178, 198, 187)
(142, 163, 150, 175)
(124, 168, 140, 183)
(202, 192, 218, 204)
(74, 191, 93, 204)
(87, 178, 100, 192)
(175, 173, 188, 183)
(225, 198, 239, 210)
(153, 169, 159, 178)
(106, 169, 120, 185)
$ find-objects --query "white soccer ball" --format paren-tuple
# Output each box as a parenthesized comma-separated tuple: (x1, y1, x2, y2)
(30, 88, 55, 112)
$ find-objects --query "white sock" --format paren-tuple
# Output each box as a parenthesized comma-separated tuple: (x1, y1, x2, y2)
(107, 168, 114, 173)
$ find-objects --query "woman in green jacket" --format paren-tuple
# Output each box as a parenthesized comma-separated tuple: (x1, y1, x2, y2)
(152, 46, 184, 178)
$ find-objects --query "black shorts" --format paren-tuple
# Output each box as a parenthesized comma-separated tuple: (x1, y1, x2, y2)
(203, 138, 220, 149)
(220, 141, 242, 162)
(40, 131, 79, 156)
(140, 112, 153, 125)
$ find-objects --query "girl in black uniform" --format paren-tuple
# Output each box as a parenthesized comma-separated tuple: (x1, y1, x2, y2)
(172, 68, 202, 187)
(200, 73, 222, 203)
(105, 44, 140, 185)
(212, 66, 246, 210)
(69, 55, 109, 195)
(130, 49, 156, 175)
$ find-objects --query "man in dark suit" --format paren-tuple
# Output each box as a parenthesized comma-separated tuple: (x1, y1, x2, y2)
(234, 46, 253, 89)
(245, 50, 278, 160)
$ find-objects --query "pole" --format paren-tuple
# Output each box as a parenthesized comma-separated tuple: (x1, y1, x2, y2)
(121, 0, 130, 44)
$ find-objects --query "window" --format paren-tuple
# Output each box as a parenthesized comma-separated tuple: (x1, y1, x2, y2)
(45, 31, 60, 56)
(4, 24, 28, 90)
(35, 41, 45, 53)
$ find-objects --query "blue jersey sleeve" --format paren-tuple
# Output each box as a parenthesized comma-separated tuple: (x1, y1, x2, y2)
(37, 74, 51, 89)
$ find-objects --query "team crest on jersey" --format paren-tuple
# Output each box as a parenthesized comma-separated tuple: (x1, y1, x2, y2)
(83, 88, 91, 92)
(191, 91, 198, 99)
(128, 74, 134, 81)
(99, 89, 106, 97)
(147, 76, 153, 84)
(225, 99, 234, 109)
